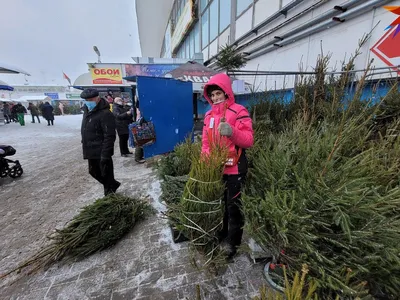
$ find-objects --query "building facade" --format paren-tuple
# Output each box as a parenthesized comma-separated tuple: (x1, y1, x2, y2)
(0, 85, 82, 103)
(136, 0, 400, 91)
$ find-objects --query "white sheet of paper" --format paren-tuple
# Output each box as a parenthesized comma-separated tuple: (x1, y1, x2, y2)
(209, 117, 215, 129)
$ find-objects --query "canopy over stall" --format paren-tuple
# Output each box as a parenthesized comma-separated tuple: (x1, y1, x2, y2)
(0, 80, 14, 91)
(0, 63, 30, 75)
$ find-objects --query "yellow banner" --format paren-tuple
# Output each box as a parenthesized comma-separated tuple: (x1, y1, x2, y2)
(90, 67, 123, 84)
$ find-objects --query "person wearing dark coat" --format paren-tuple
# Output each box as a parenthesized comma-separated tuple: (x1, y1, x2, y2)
(14, 103, 27, 126)
(38, 102, 44, 115)
(41, 102, 55, 126)
(2, 102, 11, 124)
(112, 97, 133, 157)
(80, 88, 120, 196)
(27, 102, 41, 123)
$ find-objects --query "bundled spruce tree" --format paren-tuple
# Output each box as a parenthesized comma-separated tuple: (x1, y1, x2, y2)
(1, 194, 153, 279)
(157, 137, 201, 205)
(168, 142, 227, 266)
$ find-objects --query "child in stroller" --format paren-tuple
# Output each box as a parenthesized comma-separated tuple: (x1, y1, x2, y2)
(0, 145, 23, 178)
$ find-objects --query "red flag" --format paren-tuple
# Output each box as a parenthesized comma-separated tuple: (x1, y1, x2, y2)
(63, 72, 72, 85)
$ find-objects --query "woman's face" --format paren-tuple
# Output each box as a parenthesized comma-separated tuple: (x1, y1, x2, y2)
(210, 90, 226, 104)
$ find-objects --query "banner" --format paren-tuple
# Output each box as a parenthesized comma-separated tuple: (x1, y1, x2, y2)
(125, 64, 180, 78)
(90, 67, 123, 84)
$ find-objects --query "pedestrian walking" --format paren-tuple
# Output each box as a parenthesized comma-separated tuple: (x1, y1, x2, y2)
(80, 88, 120, 196)
(2, 102, 11, 124)
(41, 102, 55, 126)
(27, 102, 41, 123)
(14, 103, 27, 126)
(38, 102, 44, 115)
(59, 102, 65, 116)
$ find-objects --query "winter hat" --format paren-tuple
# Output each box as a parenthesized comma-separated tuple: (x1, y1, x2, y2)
(206, 84, 227, 98)
(80, 88, 99, 99)
(114, 97, 123, 105)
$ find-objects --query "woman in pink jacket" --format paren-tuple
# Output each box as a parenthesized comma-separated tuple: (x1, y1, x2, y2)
(202, 73, 254, 258)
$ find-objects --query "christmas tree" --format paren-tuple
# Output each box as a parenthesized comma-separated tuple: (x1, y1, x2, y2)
(244, 54, 400, 298)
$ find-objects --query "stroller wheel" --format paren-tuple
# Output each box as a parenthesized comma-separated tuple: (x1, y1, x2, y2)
(9, 165, 23, 178)
(1, 165, 9, 178)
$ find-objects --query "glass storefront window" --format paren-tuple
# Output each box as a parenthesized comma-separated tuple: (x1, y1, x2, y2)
(200, 0, 208, 12)
(190, 30, 195, 56)
(236, 0, 252, 17)
(219, 0, 231, 32)
(202, 9, 209, 48)
(209, 0, 218, 42)
(186, 38, 190, 58)
(194, 22, 200, 53)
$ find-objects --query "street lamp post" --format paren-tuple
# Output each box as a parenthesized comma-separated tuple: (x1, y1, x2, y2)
(93, 46, 101, 63)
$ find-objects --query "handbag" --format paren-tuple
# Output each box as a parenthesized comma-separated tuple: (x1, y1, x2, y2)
(130, 118, 156, 147)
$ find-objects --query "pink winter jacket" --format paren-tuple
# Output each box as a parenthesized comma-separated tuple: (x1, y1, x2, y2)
(201, 73, 254, 175)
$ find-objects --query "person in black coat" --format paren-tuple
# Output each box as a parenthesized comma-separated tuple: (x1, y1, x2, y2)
(14, 103, 27, 126)
(41, 102, 55, 126)
(80, 88, 120, 196)
(112, 97, 133, 157)
(2, 102, 11, 123)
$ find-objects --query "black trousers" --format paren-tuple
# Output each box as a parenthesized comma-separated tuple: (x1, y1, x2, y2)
(118, 134, 130, 155)
(88, 159, 118, 195)
(31, 114, 40, 123)
(47, 119, 54, 125)
(220, 174, 246, 247)
(135, 146, 144, 161)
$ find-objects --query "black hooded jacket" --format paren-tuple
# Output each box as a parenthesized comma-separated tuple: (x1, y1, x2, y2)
(112, 103, 132, 135)
(81, 98, 116, 159)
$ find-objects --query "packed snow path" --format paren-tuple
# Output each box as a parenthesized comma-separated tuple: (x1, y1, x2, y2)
(0, 115, 265, 300)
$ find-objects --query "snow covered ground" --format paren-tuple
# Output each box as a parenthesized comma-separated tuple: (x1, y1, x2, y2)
(0, 115, 265, 299)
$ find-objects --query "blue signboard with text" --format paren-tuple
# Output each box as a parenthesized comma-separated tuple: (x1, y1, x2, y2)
(44, 93, 59, 100)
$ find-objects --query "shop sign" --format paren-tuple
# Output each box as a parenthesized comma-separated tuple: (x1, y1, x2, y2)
(175, 75, 211, 83)
(90, 67, 123, 84)
(66, 93, 82, 99)
(44, 92, 59, 100)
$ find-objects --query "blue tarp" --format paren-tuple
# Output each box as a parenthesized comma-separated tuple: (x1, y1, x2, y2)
(196, 80, 400, 116)
(137, 76, 193, 158)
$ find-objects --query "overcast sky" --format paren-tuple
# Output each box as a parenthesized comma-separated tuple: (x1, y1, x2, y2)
(0, 0, 141, 86)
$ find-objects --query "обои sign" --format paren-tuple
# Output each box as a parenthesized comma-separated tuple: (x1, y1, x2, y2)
(370, 6, 400, 74)
(90, 67, 123, 85)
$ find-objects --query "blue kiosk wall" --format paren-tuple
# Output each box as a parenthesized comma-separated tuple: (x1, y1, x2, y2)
(137, 76, 193, 158)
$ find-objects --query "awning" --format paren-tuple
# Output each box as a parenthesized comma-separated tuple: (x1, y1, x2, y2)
(72, 84, 134, 91)
(0, 80, 14, 91)
(123, 61, 218, 84)
(0, 63, 30, 75)
(0, 85, 13, 91)
(73, 72, 134, 90)
(18, 96, 51, 102)
(163, 61, 218, 84)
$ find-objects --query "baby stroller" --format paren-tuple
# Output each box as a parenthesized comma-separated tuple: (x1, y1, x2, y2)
(0, 145, 23, 178)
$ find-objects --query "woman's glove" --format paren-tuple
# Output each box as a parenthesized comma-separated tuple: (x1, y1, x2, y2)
(218, 121, 232, 137)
